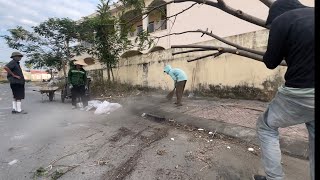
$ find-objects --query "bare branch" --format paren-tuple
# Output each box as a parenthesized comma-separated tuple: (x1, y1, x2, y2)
(172, 48, 212, 55)
(154, 3, 197, 32)
(155, 29, 265, 55)
(172, 44, 287, 66)
(172, 44, 264, 61)
(173, 0, 267, 28)
(125, 1, 174, 25)
(259, 0, 275, 8)
(187, 52, 224, 62)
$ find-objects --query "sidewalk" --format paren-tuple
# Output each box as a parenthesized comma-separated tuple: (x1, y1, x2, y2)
(122, 94, 309, 159)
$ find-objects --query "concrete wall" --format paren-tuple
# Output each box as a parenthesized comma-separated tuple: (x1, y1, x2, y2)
(122, 0, 314, 52)
(84, 29, 287, 91)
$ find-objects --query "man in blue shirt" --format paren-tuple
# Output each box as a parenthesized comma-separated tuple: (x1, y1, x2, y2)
(164, 65, 187, 106)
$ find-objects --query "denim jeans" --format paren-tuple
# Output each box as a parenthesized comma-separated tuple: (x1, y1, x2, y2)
(256, 89, 314, 180)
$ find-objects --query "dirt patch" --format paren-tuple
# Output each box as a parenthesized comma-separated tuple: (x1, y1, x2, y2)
(109, 127, 134, 142)
(102, 128, 169, 180)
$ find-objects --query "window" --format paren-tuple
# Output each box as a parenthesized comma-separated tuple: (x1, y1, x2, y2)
(129, 31, 135, 37)
(137, 25, 143, 34)
(160, 20, 167, 30)
(148, 21, 155, 33)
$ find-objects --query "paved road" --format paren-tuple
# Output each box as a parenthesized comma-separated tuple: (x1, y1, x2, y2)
(0, 83, 310, 180)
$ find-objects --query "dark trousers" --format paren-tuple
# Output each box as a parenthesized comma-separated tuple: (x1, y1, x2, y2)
(175, 80, 187, 105)
(10, 83, 25, 100)
(71, 85, 88, 106)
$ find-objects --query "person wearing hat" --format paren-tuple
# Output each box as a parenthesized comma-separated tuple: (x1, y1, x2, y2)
(4, 52, 27, 114)
(68, 59, 88, 109)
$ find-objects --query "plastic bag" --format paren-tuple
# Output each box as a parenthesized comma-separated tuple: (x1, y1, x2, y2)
(94, 101, 122, 115)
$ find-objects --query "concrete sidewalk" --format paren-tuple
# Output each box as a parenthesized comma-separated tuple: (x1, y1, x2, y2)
(123, 94, 309, 159)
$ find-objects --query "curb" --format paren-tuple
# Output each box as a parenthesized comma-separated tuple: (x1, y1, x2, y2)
(139, 106, 309, 160)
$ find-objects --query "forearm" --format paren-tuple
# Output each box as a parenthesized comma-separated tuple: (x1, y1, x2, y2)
(4, 66, 15, 76)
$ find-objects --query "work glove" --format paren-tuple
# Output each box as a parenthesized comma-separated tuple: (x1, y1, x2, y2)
(69, 84, 73, 89)
(85, 86, 88, 90)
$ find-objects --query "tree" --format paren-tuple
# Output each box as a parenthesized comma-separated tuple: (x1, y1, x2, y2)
(79, 0, 129, 81)
(79, 0, 153, 81)
(2, 18, 85, 77)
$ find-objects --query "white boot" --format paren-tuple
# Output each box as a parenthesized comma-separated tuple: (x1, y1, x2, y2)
(12, 101, 17, 113)
(16, 101, 27, 114)
(17, 101, 22, 112)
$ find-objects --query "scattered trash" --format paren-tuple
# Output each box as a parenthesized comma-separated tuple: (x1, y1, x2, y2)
(141, 113, 146, 117)
(210, 140, 213, 142)
(208, 132, 213, 135)
(97, 160, 107, 166)
(248, 148, 254, 152)
(168, 119, 175, 122)
(171, 138, 175, 141)
(175, 165, 179, 169)
(157, 150, 166, 156)
(76, 102, 83, 108)
(8, 159, 18, 165)
(198, 128, 204, 131)
(93, 101, 122, 115)
(199, 136, 201, 138)
(227, 146, 231, 149)
(188, 92, 194, 98)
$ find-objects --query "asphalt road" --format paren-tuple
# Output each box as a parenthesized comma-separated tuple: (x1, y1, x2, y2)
(0, 83, 310, 180)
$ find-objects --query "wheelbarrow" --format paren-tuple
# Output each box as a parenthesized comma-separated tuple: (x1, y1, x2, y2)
(33, 86, 59, 102)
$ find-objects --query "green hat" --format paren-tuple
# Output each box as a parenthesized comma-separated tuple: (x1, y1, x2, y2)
(10, 52, 23, 58)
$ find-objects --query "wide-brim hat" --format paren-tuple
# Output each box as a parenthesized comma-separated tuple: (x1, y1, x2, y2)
(10, 52, 23, 58)
(74, 59, 87, 66)
(83, 57, 95, 65)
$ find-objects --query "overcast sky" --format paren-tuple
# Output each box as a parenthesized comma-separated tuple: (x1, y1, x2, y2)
(0, 0, 100, 64)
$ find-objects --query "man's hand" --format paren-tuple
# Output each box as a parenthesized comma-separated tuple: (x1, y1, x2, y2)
(69, 85, 73, 89)
(13, 75, 21, 79)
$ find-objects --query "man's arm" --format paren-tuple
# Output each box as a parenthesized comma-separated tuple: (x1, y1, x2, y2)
(83, 70, 88, 87)
(3, 66, 21, 79)
(263, 18, 289, 69)
(169, 71, 177, 87)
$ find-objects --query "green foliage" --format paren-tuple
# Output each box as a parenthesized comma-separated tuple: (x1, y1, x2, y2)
(79, 0, 133, 80)
(1, 18, 84, 72)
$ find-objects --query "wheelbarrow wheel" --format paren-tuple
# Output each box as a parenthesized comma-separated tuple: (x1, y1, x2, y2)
(61, 89, 65, 103)
(49, 92, 54, 101)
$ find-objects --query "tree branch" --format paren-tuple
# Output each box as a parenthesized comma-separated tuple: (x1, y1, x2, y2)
(172, 44, 264, 61)
(187, 52, 224, 62)
(171, 44, 287, 66)
(172, 48, 212, 55)
(155, 29, 265, 55)
(173, 0, 267, 28)
(259, 0, 275, 8)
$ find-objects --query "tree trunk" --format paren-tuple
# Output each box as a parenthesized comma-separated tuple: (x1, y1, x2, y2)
(62, 60, 67, 78)
(111, 68, 115, 82)
(106, 64, 111, 82)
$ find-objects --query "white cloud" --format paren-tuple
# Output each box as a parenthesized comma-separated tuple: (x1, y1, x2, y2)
(20, 19, 38, 26)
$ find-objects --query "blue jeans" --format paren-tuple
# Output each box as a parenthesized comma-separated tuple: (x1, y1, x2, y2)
(256, 90, 314, 180)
